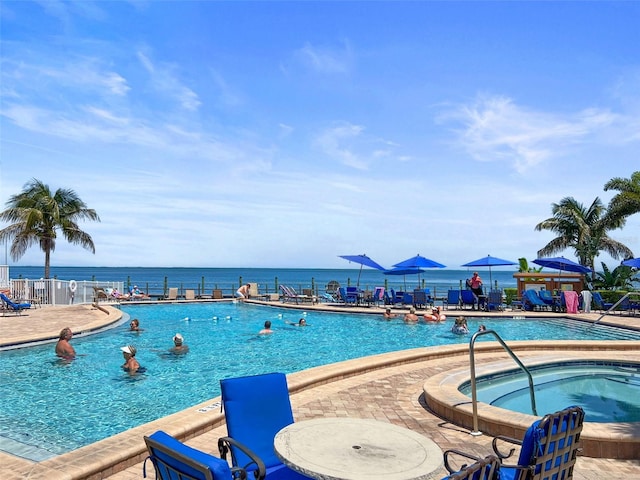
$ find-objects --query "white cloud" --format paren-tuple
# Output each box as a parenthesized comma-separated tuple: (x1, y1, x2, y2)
(439, 95, 619, 173)
(136, 51, 201, 111)
(313, 122, 368, 170)
(294, 40, 353, 74)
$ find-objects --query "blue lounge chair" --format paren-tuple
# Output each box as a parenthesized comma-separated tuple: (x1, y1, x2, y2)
(389, 288, 405, 305)
(338, 287, 358, 305)
(538, 290, 563, 312)
(0, 292, 31, 314)
(460, 290, 476, 309)
(442, 453, 500, 480)
(218, 373, 309, 480)
(444, 290, 460, 310)
(144, 430, 243, 480)
(591, 291, 613, 311)
(522, 290, 549, 311)
(491, 405, 584, 480)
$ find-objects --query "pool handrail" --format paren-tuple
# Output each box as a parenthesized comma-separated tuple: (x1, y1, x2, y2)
(468, 329, 538, 435)
(593, 291, 640, 324)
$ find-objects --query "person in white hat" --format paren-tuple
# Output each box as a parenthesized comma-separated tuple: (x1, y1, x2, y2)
(120, 345, 141, 373)
(170, 333, 189, 355)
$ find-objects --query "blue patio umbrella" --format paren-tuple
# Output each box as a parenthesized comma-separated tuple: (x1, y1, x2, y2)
(393, 254, 446, 269)
(339, 254, 386, 287)
(622, 258, 640, 268)
(533, 257, 592, 274)
(392, 254, 445, 285)
(462, 254, 517, 286)
(383, 267, 425, 290)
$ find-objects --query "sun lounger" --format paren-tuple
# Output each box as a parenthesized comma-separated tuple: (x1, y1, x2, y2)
(0, 292, 31, 314)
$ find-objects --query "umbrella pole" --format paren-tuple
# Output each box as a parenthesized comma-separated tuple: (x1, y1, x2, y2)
(357, 265, 363, 288)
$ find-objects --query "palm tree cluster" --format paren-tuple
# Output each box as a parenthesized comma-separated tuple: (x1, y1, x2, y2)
(535, 171, 640, 277)
(0, 179, 100, 279)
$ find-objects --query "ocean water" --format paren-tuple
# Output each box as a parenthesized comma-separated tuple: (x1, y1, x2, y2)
(7, 266, 518, 298)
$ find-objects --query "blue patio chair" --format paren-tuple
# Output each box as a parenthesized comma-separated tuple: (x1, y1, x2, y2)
(424, 288, 434, 306)
(413, 289, 427, 309)
(144, 430, 243, 480)
(486, 289, 504, 311)
(591, 291, 613, 312)
(444, 406, 584, 480)
(390, 288, 404, 305)
(218, 373, 309, 480)
(403, 292, 414, 306)
(538, 290, 562, 312)
(491, 405, 584, 480)
(442, 453, 500, 480)
(444, 290, 460, 310)
(383, 290, 393, 305)
(0, 292, 31, 314)
(522, 290, 549, 311)
(460, 290, 477, 310)
(371, 286, 385, 306)
(338, 287, 358, 305)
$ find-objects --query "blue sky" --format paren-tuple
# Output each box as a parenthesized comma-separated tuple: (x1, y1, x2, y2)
(1, 1, 639, 269)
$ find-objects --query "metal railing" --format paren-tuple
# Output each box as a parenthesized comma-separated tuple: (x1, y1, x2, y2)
(593, 291, 640, 324)
(468, 329, 537, 435)
(7, 278, 124, 306)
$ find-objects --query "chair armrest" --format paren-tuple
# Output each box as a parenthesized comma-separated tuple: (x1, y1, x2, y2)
(218, 436, 266, 480)
(491, 434, 522, 460)
(443, 449, 482, 474)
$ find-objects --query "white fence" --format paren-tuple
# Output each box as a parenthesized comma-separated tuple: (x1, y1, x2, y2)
(5, 278, 124, 306)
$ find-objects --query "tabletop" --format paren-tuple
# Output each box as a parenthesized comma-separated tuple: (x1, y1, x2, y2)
(273, 417, 443, 480)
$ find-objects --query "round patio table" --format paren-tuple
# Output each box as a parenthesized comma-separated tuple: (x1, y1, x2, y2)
(274, 417, 443, 480)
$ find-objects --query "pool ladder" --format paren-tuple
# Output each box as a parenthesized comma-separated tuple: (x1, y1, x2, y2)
(592, 291, 640, 324)
(468, 329, 537, 436)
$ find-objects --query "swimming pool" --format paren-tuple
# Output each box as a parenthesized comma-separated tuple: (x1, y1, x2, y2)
(459, 360, 640, 422)
(1, 303, 639, 459)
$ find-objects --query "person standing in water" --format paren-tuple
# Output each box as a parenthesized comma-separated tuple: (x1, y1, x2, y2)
(55, 327, 76, 359)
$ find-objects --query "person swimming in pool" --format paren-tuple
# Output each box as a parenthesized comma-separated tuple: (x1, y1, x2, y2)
(383, 308, 397, 320)
(121, 345, 141, 373)
(55, 327, 76, 359)
(403, 307, 419, 324)
(259, 320, 273, 334)
(169, 333, 189, 354)
(451, 316, 470, 335)
(129, 318, 143, 332)
(286, 318, 308, 327)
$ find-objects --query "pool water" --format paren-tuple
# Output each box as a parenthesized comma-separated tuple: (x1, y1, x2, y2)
(460, 361, 640, 422)
(1, 303, 639, 458)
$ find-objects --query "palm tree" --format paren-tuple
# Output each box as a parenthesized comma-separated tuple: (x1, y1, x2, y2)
(534, 196, 633, 273)
(604, 170, 640, 221)
(0, 179, 100, 278)
(517, 258, 542, 273)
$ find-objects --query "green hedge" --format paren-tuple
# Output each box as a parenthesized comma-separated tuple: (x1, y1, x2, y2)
(504, 288, 518, 305)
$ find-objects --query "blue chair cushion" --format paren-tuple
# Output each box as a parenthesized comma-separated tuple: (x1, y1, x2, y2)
(147, 430, 232, 479)
(221, 373, 294, 470)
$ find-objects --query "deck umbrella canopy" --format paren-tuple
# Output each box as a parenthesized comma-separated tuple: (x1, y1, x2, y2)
(461, 255, 517, 287)
(622, 258, 640, 268)
(383, 267, 425, 290)
(532, 257, 592, 274)
(392, 254, 446, 285)
(338, 254, 386, 287)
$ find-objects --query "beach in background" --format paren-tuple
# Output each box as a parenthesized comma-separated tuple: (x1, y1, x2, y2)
(7, 266, 519, 298)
